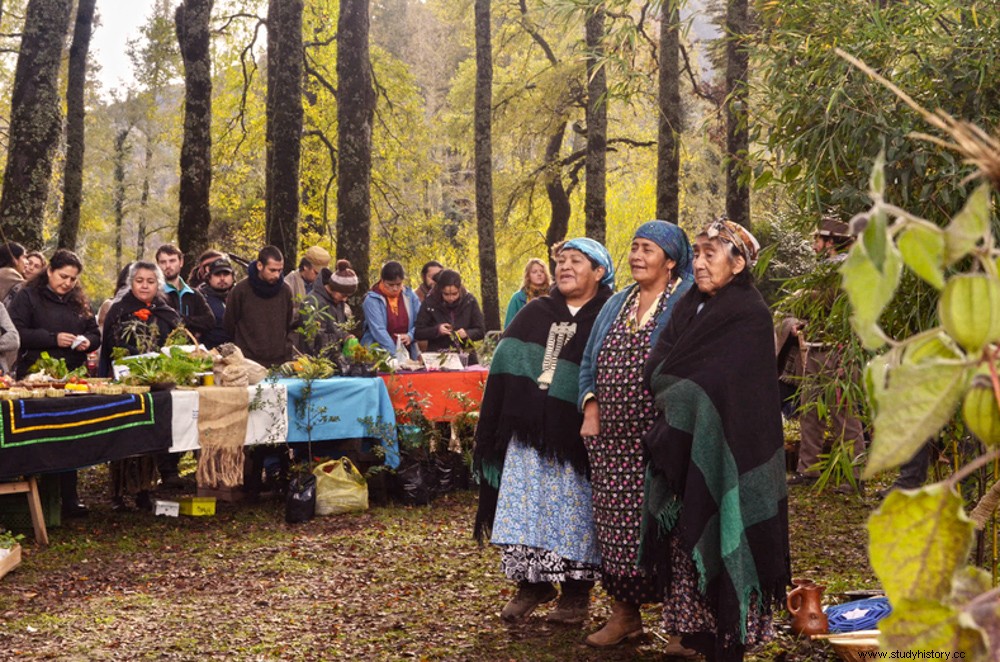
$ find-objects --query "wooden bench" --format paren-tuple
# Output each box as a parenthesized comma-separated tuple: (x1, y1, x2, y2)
(0, 477, 49, 545)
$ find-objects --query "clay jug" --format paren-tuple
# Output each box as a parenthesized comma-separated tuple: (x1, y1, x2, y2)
(787, 583, 828, 636)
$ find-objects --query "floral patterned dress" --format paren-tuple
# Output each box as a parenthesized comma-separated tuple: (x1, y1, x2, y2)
(585, 286, 671, 604)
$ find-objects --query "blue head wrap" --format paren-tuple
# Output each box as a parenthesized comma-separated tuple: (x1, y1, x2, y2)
(634, 220, 693, 280)
(560, 237, 615, 289)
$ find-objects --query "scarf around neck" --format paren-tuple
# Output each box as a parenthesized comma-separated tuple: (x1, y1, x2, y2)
(248, 261, 287, 299)
(473, 285, 612, 542)
(640, 281, 789, 646)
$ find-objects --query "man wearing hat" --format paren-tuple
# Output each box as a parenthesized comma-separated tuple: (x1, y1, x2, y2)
(298, 259, 358, 356)
(197, 257, 236, 349)
(285, 245, 331, 301)
(786, 215, 866, 493)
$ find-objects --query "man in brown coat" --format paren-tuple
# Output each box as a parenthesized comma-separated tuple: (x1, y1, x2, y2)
(223, 246, 294, 367)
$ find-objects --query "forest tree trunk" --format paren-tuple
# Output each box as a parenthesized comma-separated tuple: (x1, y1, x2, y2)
(175, 0, 213, 266)
(474, 0, 500, 331)
(0, 0, 73, 249)
(724, 0, 750, 228)
(137, 140, 154, 260)
(337, 0, 376, 292)
(584, 5, 607, 245)
(656, 0, 681, 224)
(543, 122, 571, 275)
(266, 0, 303, 269)
(113, 129, 130, 275)
(58, 0, 97, 251)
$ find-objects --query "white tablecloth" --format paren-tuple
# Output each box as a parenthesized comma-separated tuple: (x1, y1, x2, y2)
(168, 384, 288, 453)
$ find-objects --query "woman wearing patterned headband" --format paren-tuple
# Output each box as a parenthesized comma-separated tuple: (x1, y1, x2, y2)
(641, 219, 789, 661)
(474, 237, 614, 626)
(576, 221, 694, 646)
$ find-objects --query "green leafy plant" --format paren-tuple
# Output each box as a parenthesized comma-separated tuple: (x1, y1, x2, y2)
(0, 529, 24, 550)
(835, 52, 1000, 658)
(27, 352, 87, 380)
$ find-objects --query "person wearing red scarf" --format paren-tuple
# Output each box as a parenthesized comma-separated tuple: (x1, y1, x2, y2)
(361, 261, 421, 360)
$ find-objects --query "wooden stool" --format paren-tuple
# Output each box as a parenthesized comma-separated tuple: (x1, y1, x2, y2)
(0, 477, 49, 545)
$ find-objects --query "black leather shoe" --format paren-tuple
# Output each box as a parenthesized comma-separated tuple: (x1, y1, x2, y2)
(62, 501, 90, 518)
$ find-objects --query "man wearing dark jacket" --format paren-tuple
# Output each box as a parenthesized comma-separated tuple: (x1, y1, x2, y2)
(156, 244, 214, 339)
(197, 258, 236, 350)
(224, 245, 294, 367)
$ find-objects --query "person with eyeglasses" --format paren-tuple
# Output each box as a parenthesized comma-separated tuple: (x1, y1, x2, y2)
(360, 261, 421, 360)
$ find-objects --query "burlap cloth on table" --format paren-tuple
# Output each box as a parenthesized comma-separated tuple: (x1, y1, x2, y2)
(195, 386, 250, 488)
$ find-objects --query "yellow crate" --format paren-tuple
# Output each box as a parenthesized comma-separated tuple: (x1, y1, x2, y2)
(178, 497, 216, 517)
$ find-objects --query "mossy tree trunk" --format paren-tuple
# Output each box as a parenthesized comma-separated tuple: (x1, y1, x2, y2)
(724, 0, 750, 228)
(336, 0, 376, 292)
(656, 0, 681, 224)
(474, 0, 500, 331)
(584, 4, 607, 245)
(0, 0, 73, 249)
(175, 0, 213, 267)
(265, 0, 303, 270)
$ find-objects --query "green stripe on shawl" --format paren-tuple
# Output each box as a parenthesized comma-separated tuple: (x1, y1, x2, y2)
(487, 337, 581, 405)
(648, 376, 787, 640)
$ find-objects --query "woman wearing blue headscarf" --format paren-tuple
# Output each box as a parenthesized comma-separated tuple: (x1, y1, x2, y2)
(474, 237, 614, 626)
(577, 221, 694, 648)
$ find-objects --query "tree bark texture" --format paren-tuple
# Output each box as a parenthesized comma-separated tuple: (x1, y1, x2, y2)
(266, 0, 303, 269)
(474, 0, 500, 331)
(137, 140, 154, 260)
(724, 0, 750, 228)
(336, 0, 376, 292)
(656, 0, 681, 224)
(584, 6, 607, 245)
(543, 122, 571, 275)
(112, 129, 130, 275)
(0, 0, 73, 249)
(57, 0, 97, 251)
(175, 0, 213, 267)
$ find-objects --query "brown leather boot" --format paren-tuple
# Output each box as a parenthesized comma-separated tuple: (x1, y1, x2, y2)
(585, 600, 643, 647)
(500, 581, 558, 622)
(545, 579, 593, 625)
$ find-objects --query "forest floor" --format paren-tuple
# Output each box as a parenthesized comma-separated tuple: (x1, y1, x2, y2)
(0, 464, 884, 661)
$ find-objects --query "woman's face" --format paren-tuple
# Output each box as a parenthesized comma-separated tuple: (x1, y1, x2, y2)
(528, 263, 548, 287)
(441, 285, 461, 305)
(131, 268, 159, 304)
(24, 256, 44, 278)
(48, 265, 80, 296)
(555, 249, 603, 301)
(629, 238, 676, 286)
(692, 236, 744, 296)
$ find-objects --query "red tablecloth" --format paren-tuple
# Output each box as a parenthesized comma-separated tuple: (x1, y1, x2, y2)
(380, 369, 488, 422)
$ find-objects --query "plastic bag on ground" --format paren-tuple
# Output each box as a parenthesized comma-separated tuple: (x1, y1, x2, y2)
(313, 457, 369, 515)
(285, 471, 317, 523)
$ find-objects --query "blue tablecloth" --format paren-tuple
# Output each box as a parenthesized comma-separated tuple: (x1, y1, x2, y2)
(276, 377, 399, 468)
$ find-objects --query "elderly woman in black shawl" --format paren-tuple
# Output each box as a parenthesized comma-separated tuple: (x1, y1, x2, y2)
(642, 220, 790, 661)
(474, 237, 614, 625)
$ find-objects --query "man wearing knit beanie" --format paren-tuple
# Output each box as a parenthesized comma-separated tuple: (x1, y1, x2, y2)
(285, 245, 332, 300)
(298, 259, 358, 355)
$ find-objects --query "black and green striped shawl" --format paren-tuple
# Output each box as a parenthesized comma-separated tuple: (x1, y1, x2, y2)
(641, 280, 789, 646)
(473, 286, 611, 542)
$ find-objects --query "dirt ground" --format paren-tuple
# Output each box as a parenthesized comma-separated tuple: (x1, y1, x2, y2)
(0, 467, 880, 661)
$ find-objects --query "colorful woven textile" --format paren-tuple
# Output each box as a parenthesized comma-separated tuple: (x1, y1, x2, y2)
(0, 392, 172, 478)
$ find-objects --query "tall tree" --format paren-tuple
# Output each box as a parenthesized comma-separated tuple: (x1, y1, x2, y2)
(584, 3, 607, 244)
(57, 0, 97, 251)
(336, 0, 376, 291)
(112, 128, 132, 275)
(724, 0, 750, 228)
(656, 0, 681, 224)
(265, 0, 304, 269)
(175, 0, 213, 266)
(474, 0, 500, 330)
(0, 0, 73, 248)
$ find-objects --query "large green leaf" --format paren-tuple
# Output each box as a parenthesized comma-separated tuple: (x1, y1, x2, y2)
(840, 221, 902, 350)
(944, 184, 991, 265)
(879, 598, 986, 657)
(865, 359, 970, 476)
(868, 485, 975, 603)
(950, 566, 992, 604)
(898, 223, 946, 289)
